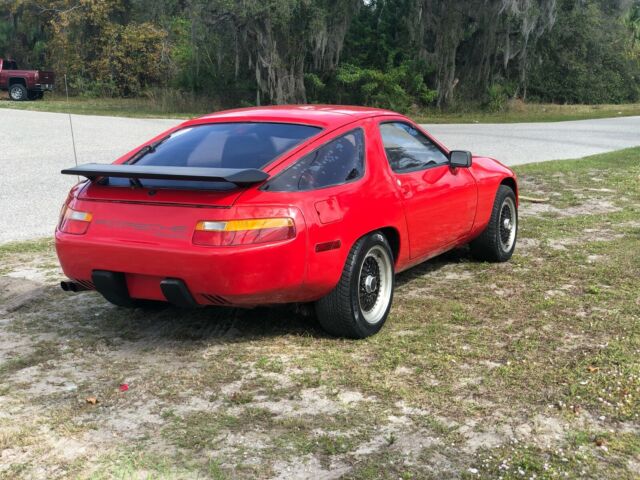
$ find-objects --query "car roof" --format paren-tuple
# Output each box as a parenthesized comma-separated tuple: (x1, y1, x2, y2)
(187, 105, 400, 129)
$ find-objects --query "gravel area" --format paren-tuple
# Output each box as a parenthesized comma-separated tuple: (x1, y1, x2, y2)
(1, 108, 638, 243)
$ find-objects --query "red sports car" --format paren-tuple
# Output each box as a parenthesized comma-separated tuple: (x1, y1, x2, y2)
(56, 106, 518, 338)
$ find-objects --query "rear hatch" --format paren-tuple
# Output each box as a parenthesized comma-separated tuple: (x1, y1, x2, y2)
(65, 121, 322, 242)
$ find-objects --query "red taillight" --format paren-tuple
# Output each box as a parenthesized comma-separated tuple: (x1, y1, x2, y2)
(193, 218, 295, 246)
(59, 207, 93, 235)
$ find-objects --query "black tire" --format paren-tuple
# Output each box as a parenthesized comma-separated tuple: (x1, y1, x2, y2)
(470, 185, 518, 262)
(27, 90, 43, 100)
(9, 83, 27, 101)
(315, 232, 395, 339)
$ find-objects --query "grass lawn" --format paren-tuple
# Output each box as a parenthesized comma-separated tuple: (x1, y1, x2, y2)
(1, 93, 640, 123)
(0, 147, 639, 478)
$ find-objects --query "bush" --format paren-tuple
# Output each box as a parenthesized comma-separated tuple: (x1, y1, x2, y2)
(142, 88, 218, 114)
(485, 83, 517, 112)
(333, 63, 436, 112)
(69, 77, 119, 98)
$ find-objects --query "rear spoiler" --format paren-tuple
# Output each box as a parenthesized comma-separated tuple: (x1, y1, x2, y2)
(61, 163, 269, 186)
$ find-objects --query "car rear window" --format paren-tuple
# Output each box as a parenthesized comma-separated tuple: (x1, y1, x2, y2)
(104, 122, 321, 190)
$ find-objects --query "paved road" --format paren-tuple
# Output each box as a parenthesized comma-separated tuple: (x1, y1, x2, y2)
(425, 117, 640, 165)
(1, 109, 639, 243)
(1, 110, 179, 244)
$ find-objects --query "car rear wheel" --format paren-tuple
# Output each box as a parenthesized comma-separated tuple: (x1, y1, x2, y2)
(9, 84, 27, 101)
(470, 184, 517, 262)
(27, 90, 44, 100)
(315, 232, 395, 339)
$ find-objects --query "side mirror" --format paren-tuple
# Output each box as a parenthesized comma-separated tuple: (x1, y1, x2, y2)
(449, 150, 472, 168)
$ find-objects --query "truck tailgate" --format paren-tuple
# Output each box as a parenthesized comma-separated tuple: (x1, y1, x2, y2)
(38, 71, 55, 83)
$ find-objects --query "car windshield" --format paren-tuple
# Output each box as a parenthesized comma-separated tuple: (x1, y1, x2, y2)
(104, 122, 322, 190)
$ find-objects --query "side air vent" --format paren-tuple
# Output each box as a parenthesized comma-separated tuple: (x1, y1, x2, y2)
(201, 294, 231, 306)
(76, 280, 95, 290)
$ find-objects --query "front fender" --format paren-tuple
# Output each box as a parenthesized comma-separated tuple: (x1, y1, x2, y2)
(469, 157, 517, 236)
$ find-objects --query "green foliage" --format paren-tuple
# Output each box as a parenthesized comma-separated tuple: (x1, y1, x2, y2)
(0, 0, 638, 107)
(527, 0, 640, 104)
(485, 83, 518, 112)
(304, 73, 326, 103)
(626, 1, 640, 60)
(334, 63, 436, 112)
(93, 22, 167, 96)
(69, 77, 119, 98)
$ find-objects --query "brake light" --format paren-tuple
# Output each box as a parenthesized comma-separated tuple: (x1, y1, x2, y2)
(193, 218, 295, 246)
(59, 207, 93, 235)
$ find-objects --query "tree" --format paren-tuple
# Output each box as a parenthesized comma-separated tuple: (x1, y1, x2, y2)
(0, 0, 637, 107)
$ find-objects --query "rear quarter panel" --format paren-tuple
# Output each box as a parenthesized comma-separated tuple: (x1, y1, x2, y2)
(236, 117, 409, 298)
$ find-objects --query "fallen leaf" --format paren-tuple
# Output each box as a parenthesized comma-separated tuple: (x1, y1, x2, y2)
(119, 384, 129, 392)
(86, 397, 98, 405)
(595, 437, 606, 447)
(587, 366, 599, 373)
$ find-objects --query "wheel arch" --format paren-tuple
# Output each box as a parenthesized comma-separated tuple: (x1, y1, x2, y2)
(378, 226, 401, 264)
(500, 176, 518, 204)
(9, 77, 27, 87)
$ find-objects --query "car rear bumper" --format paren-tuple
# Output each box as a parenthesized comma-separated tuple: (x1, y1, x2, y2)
(55, 228, 324, 306)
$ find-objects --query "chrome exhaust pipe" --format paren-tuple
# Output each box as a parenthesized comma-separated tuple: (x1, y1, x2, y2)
(60, 281, 89, 292)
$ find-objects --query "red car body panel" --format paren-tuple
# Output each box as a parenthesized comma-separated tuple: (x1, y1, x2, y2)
(55, 106, 517, 306)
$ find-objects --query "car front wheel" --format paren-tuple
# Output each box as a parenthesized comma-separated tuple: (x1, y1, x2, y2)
(9, 84, 27, 101)
(470, 184, 518, 262)
(315, 232, 395, 339)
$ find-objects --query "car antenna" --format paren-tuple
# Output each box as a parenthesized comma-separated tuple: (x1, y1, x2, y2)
(64, 74, 78, 168)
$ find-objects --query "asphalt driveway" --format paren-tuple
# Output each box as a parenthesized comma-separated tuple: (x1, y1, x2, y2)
(1, 109, 639, 243)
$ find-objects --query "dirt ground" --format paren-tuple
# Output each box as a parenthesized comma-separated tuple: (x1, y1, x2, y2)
(0, 148, 639, 479)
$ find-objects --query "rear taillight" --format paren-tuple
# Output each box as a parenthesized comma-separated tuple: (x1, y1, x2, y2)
(59, 207, 93, 235)
(193, 218, 295, 246)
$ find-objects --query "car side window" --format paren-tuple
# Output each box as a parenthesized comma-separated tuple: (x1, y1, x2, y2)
(379, 122, 448, 173)
(265, 129, 365, 192)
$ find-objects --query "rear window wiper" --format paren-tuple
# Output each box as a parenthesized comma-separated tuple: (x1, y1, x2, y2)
(125, 136, 169, 165)
(123, 136, 171, 188)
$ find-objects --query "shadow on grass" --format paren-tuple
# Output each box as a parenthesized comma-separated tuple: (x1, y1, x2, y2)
(395, 246, 473, 288)
(3, 246, 477, 345)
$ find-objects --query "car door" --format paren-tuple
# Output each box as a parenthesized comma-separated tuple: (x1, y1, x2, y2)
(378, 120, 477, 260)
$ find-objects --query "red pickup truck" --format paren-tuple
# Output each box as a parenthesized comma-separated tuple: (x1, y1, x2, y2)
(0, 58, 55, 101)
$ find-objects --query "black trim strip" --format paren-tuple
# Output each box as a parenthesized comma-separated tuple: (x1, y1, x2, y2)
(92, 270, 135, 307)
(160, 278, 198, 308)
